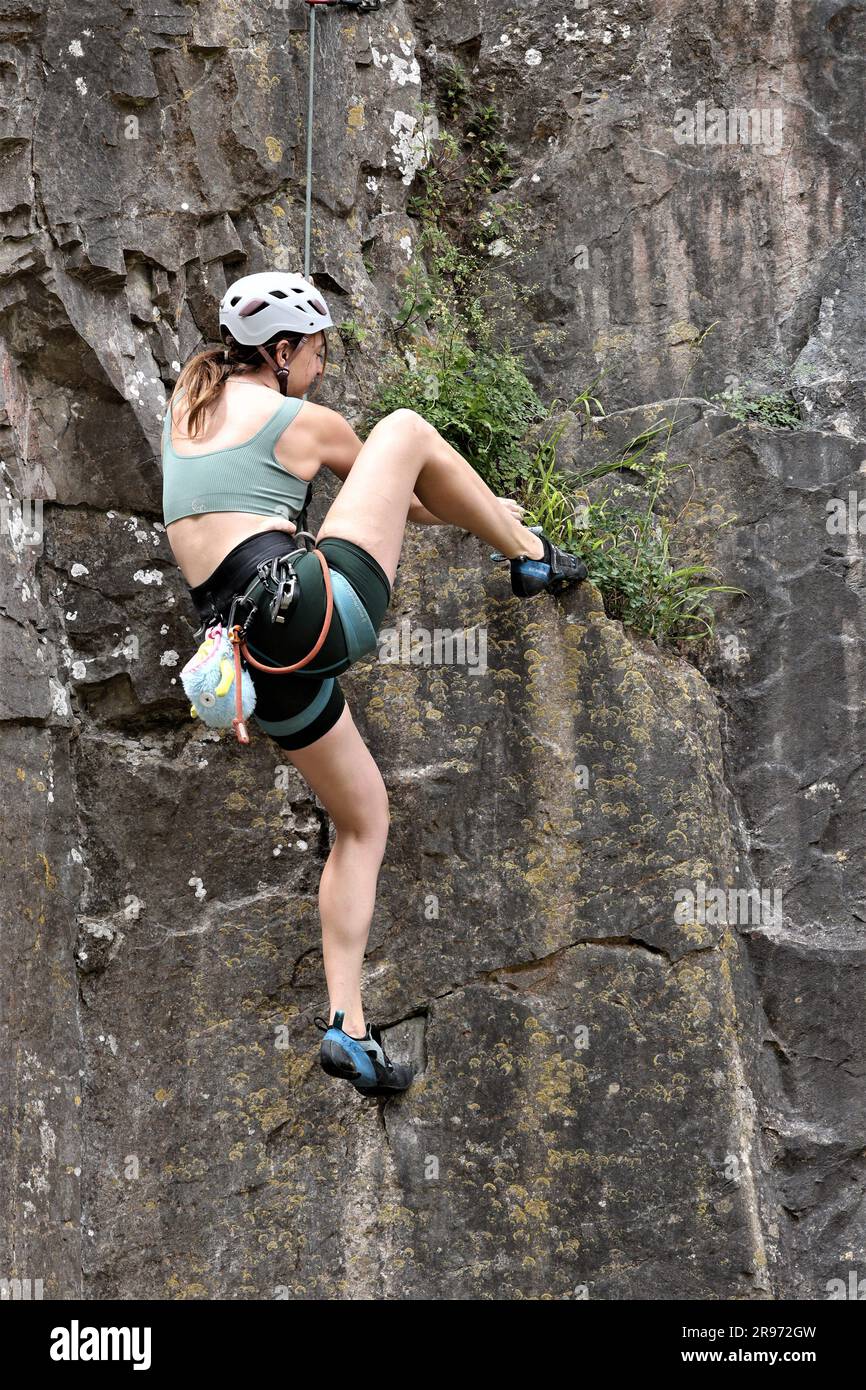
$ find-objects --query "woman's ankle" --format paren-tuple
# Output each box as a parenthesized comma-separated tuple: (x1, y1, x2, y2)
(335, 1013, 367, 1038)
(515, 525, 545, 561)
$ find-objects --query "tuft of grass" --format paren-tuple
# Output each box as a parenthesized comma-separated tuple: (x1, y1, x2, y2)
(566, 496, 742, 645)
(518, 328, 744, 646)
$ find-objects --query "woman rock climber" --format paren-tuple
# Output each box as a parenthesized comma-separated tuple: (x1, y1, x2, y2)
(161, 269, 587, 1099)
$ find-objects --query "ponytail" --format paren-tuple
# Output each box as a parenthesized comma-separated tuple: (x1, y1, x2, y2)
(169, 346, 232, 440)
(168, 327, 316, 439)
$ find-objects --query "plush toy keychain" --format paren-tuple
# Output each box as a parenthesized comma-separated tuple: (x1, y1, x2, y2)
(180, 622, 256, 743)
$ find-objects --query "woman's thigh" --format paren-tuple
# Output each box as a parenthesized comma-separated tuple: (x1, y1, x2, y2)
(245, 538, 391, 678)
(251, 668, 347, 749)
(315, 409, 431, 589)
(282, 700, 390, 837)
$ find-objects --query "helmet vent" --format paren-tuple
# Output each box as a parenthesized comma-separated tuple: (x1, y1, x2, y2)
(230, 296, 241, 306)
(239, 298, 268, 317)
(307, 297, 327, 315)
(270, 289, 288, 299)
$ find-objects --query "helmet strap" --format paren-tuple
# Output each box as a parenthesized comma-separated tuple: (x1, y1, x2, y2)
(256, 341, 304, 397)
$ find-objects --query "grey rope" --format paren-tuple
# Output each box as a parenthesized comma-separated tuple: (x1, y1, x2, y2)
(303, 0, 382, 278)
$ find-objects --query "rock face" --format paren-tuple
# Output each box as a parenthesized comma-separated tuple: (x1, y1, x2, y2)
(0, 1, 862, 1299)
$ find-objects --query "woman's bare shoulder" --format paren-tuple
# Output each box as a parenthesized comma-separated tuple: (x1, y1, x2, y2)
(296, 401, 363, 472)
(296, 399, 349, 427)
(295, 399, 359, 441)
(225, 379, 289, 419)
(170, 379, 289, 445)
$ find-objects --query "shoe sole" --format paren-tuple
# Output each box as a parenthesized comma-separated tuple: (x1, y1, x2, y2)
(320, 1036, 414, 1096)
(320, 1038, 363, 1080)
(511, 570, 586, 597)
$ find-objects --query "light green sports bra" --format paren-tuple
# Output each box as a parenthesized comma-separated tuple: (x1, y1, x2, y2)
(161, 387, 313, 526)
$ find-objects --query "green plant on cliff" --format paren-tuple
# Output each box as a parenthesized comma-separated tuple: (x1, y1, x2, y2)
(712, 383, 802, 429)
(519, 452, 733, 647)
(337, 316, 368, 349)
(434, 54, 472, 121)
(567, 496, 741, 645)
(407, 87, 517, 257)
(393, 83, 529, 338)
(361, 321, 548, 496)
(520, 329, 743, 645)
(360, 72, 738, 647)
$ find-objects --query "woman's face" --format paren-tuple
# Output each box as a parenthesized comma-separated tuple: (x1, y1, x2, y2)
(281, 331, 326, 396)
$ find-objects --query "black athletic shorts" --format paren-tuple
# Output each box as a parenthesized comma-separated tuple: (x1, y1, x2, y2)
(187, 531, 392, 750)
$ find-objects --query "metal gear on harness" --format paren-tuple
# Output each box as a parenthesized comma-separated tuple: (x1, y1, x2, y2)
(205, 534, 337, 745)
(227, 533, 336, 656)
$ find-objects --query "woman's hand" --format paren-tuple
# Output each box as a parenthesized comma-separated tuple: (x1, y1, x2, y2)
(252, 514, 297, 538)
(498, 497, 527, 522)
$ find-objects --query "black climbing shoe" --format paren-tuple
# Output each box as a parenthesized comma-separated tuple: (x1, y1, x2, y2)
(313, 1009, 415, 1098)
(508, 525, 588, 597)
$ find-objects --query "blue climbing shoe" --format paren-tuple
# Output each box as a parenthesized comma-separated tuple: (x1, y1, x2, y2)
(508, 525, 588, 597)
(313, 1009, 414, 1097)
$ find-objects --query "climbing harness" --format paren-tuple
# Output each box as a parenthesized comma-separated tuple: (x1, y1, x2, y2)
(212, 533, 336, 745)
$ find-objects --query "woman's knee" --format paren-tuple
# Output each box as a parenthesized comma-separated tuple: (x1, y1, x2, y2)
(376, 407, 431, 442)
(333, 778, 390, 842)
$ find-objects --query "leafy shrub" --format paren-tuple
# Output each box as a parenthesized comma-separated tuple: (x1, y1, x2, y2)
(361, 328, 547, 496)
(712, 385, 801, 429)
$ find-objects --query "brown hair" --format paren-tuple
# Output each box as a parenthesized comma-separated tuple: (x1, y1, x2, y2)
(168, 328, 328, 439)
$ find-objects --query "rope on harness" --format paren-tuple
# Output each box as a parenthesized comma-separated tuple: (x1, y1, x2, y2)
(226, 543, 336, 746)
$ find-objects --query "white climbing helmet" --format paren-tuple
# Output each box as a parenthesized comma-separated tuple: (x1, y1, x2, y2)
(219, 270, 334, 346)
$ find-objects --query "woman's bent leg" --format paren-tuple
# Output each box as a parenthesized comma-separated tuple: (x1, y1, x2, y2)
(315, 408, 545, 588)
(282, 701, 390, 1038)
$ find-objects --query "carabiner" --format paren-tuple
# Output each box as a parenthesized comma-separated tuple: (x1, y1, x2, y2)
(269, 569, 298, 624)
(290, 531, 319, 552)
(226, 591, 257, 637)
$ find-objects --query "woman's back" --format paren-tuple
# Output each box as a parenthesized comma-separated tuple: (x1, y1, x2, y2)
(163, 378, 322, 587)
